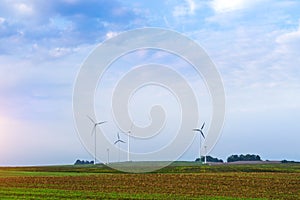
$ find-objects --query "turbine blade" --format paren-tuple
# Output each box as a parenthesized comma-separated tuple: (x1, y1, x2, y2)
(117, 132, 120, 140)
(96, 121, 107, 125)
(115, 139, 125, 144)
(200, 130, 205, 139)
(87, 115, 96, 124)
(129, 122, 134, 132)
(201, 122, 205, 130)
(91, 125, 96, 135)
(193, 129, 200, 132)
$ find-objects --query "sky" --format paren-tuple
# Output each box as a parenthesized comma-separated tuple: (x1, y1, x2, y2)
(0, 0, 300, 166)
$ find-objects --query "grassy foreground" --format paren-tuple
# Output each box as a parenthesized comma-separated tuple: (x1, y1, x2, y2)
(0, 162, 299, 199)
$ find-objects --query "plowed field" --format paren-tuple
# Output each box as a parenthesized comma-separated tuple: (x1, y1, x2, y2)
(0, 164, 299, 199)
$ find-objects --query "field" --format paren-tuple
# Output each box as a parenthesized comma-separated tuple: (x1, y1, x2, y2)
(0, 162, 299, 199)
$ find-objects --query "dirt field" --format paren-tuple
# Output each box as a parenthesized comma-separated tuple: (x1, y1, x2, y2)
(0, 163, 299, 199)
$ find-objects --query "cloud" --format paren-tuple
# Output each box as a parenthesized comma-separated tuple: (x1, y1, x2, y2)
(13, 3, 34, 15)
(184, 0, 300, 117)
(205, 0, 273, 27)
(105, 31, 119, 39)
(210, 0, 263, 13)
(48, 47, 75, 58)
(0, 42, 93, 123)
(172, 0, 198, 17)
(0, 0, 142, 57)
(0, 17, 5, 24)
(275, 22, 300, 53)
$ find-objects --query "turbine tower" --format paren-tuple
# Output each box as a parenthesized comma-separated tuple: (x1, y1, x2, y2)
(126, 122, 134, 162)
(87, 116, 107, 165)
(193, 122, 206, 163)
(204, 145, 207, 164)
(107, 148, 110, 164)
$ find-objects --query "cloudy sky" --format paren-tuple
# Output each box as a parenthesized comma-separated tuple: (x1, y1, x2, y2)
(0, 0, 300, 165)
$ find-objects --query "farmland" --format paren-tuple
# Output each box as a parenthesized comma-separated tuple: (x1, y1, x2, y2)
(0, 162, 299, 199)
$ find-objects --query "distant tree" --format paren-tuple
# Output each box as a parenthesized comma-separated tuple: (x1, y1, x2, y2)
(227, 154, 261, 162)
(227, 155, 239, 162)
(256, 155, 261, 161)
(195, 156, 223, 163)
(74, 159, 82, 165)
(202, 156, 223, 163)
(281, 160, 299, 164)
(74, 159, 94, 165)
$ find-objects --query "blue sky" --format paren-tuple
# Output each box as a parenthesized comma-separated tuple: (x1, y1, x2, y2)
(0, 0, 300, 165)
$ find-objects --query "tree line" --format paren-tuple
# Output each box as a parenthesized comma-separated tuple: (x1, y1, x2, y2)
(74, 159, 94, 165)
(75, 154, 263, 165)
(195, 154, 262, 163)
(226, 154, 261, 162)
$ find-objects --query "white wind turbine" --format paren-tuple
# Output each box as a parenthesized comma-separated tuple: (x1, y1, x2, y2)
(123, 122, 134, 162)
(87, 116, 107, 165)
(193, 122, 206, 163)
(114, 132, 126, 163)
(107, 148, 110, 164)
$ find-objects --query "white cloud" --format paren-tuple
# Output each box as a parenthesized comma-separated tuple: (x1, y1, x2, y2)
(106, 31, 119, 39)
(48, 47, 74, 58)
(192, 13, 300, 115)
(13, 3, 34, 16)
(210, 0, 262, 13)
(173, 6, 188, 17)
(186, 0, 196, 14)
(173, 0, 198, 17)
(211, 0, 245, 13)
(0, 17, 5, 24)
(275, 23, 300, 52)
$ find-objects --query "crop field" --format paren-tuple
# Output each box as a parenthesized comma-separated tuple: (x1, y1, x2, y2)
(0, 163, 299, 199)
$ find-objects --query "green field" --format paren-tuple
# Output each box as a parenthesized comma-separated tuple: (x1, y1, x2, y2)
(0, 162, 299, 199)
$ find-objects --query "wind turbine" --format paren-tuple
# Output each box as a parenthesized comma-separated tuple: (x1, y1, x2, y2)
(193, 122, 206, 163)
(87, 116, 107, 165)
(124, 122, 134, 162)
(114, 132, 126, 163)
(204, 145, 207, 164)
(107, 148, 110, 164)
